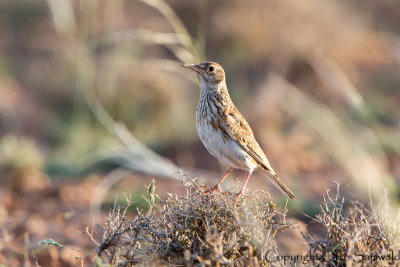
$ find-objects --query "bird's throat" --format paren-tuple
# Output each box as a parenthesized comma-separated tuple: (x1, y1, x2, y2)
(199, 76, 227, 93)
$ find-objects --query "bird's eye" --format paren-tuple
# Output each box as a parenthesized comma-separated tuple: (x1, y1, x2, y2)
(208, 66, 215, 72)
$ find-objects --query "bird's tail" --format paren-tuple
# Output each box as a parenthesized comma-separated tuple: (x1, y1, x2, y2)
(262, 166, 296, 199)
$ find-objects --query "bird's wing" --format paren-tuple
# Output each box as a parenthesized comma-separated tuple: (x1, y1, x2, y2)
(221, 105, 272, 170)
(218, 97, 296, 199)
(217, 96, 296, 199)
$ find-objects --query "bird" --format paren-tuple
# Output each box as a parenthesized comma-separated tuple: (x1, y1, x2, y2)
(182, 61, 296, 202)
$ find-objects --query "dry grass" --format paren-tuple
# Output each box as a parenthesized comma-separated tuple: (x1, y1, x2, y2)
(303, 182, 400, 266)
(93, 177, 291, 266)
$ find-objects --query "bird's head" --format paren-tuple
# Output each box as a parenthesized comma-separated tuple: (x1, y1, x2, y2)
(182, 61, 225, 90)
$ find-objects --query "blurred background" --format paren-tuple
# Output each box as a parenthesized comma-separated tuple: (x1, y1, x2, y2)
(0, 0, 399, 265)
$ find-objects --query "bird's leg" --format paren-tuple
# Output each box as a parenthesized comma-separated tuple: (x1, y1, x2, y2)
(235, 171, 253, 203)
(208, 168, 232, 192)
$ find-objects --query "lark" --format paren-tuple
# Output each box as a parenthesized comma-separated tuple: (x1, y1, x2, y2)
(182, 61, 296, 202)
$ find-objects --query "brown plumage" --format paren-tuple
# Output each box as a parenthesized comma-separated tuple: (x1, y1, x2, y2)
(182, 61, 295, 201)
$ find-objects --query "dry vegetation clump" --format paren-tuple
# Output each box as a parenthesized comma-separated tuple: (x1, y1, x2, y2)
(94, 178, 291, 266)
(304, 182, 400, 266)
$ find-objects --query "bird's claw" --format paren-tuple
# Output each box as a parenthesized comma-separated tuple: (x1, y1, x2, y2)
(233, 192, 251, 204)
(204, 186, 221, 194)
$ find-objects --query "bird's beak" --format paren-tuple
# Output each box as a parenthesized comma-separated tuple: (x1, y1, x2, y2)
(181, 63, 204, 74)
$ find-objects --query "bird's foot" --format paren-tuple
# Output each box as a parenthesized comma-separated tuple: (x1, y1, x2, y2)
(234, 192, 245, 204)
(204, 185, 221, 194)
(233, 191, 252, 204)
(234, 193, 241, 204)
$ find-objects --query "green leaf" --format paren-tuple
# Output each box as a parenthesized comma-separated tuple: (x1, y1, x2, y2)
(38, 238, 63, 248)
(148, 179, 156, 204)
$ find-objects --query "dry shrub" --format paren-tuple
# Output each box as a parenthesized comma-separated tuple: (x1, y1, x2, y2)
(304, 182, 400, 266)
(94, 177, 291, 266)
